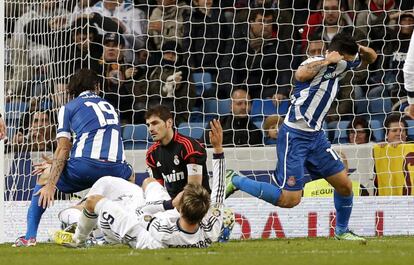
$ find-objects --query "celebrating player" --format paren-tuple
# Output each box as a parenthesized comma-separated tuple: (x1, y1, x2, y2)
(13, 69, 134, 247)
(226, 32, 377, 240)
(59, 119, 226, 249)
(142, 105, 211, 213)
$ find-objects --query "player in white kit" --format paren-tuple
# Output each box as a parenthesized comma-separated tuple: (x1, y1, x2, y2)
(61, 119, 226, 249)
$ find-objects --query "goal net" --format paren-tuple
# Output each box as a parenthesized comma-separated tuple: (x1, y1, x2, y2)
(2, 0, 414, 242)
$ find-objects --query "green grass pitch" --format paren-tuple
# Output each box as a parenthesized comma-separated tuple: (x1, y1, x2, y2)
(1, 237, 414, 265)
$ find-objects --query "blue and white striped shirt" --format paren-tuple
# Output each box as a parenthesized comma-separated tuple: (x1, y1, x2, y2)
(56, 91, 125, 162)
(287, 56, 361, 131)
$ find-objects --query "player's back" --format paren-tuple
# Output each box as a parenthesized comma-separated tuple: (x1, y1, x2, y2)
(57, 91, 124, 162)
(147, 213, 220, 248)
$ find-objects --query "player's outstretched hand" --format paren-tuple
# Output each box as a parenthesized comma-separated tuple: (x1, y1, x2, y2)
(36, 183, 56, 209)
(32, 154, 53, 175)
(209, 119, 223, 153)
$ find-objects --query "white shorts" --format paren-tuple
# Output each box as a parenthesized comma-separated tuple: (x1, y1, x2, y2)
(87, 176, 146, 212)
(96, 198, 164, 249)
(144, 181, 180, 220)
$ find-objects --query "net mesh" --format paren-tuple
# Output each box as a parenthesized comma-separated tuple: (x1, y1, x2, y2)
(2, 0, 414, 241)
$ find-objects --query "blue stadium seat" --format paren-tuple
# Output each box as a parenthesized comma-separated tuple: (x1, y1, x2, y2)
(406, 120, 414, 140)
(329, 121, 350, 144)
(177, 122, 205, 140)
(204, 99, 231, 118)
(122, 124, 151, 150)
(192, 72, 214, 96)
(368, 97, 392, 121)
(250, 99, 290, 121)
(5, 101, 28, 121)
(369, 119, 384, 142)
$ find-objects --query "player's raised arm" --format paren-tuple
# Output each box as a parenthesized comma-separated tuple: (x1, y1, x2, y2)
(358, 44, 377, 69)
(209, 119, 225, 205)
(295, 51, 344, 82)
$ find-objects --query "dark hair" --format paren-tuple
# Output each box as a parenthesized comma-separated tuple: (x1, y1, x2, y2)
(384, 113, 408, 136)
(72, 18, 98, 38)
(249, 9, 275, 22)
(67, 69, 100, 97)
(328, 32, 358, 56)
(144, 105, 173, 122)
(346, 117, 375, 143)
(231, 86, 249, 98)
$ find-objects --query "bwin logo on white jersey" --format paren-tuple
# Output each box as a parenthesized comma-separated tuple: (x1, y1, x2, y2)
(162, 170, 185, 182)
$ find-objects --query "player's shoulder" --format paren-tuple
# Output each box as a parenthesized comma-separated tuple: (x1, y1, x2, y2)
(300, 56, 325, 66)
(174, 132, 206, 153)
(147, 142, 161, 156)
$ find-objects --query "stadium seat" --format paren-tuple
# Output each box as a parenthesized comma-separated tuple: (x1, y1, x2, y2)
(203, 99, 231, 119)
(177, 122, 205, 140)
(406, 120, 414, 140)
(250, 99, 290, 121)
(5, 101, 28, 121)
(329, 121, 350, 144)
(192, 72, 214, 96)
(122, 124, 151, 150)
(369, 119, 384, 142)
(368, 97, 392, 121)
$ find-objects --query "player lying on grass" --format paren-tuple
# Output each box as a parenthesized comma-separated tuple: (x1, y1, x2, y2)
(226, 32, 377, 241)
(57, 120, 229, 248)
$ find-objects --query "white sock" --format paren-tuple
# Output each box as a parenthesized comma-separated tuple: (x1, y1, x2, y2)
(73, 208, 98, 244)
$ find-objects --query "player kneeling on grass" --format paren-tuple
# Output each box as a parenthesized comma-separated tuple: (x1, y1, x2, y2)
(57, 120, 229, 248)
(226, 32, 377, 241)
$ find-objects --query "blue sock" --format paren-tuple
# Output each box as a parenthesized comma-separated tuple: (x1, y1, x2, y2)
(233, 176, 281, 205)
(25, 185, 47, 239)
(334, 191, 353, 235)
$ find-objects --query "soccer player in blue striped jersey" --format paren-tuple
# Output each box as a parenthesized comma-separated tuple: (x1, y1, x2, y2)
(226, 32, 377, 240)
(13, 69, 134, 247)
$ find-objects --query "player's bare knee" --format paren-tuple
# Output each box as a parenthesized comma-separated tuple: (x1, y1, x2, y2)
(142, 177, 157, 191)
(336, 181, 353, 197)
(277, 195, 301, 208)
(85, 195, 104, 213)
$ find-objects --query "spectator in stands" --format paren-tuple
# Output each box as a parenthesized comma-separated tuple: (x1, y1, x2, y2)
(8, 1, 69, 98)
(404, 15, 414, 119)
(383, 12, 414, 98)
(148, 0, 190, 50)
(355, 0, 397, 51)
(301, 0, 358, 52)
(89, 0, 147, 53)
(202, 88, 263, 147)
(182, 0, 229, 78)
(263, 115, 284, 145)
(384, 113, 409, 145)
(133, 41, 195, 125)
(11, 110, 56, 152)
(306, 35, 327, 57)
(218, 9, 292, 99)
(347, 117, 376, 144)
(98, 33, 137, 124)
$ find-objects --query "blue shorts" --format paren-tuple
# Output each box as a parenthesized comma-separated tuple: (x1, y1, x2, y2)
(275, 124, 345, 191)
(56, 157, 133, 193)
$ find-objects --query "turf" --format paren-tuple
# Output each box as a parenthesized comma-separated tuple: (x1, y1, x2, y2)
(1, 237, 413, 265)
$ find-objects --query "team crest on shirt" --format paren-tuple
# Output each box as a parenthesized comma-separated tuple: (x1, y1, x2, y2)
(287, 176, 296, 187)
(174, 155, 180, 165)
(211, 207, 221, 217)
